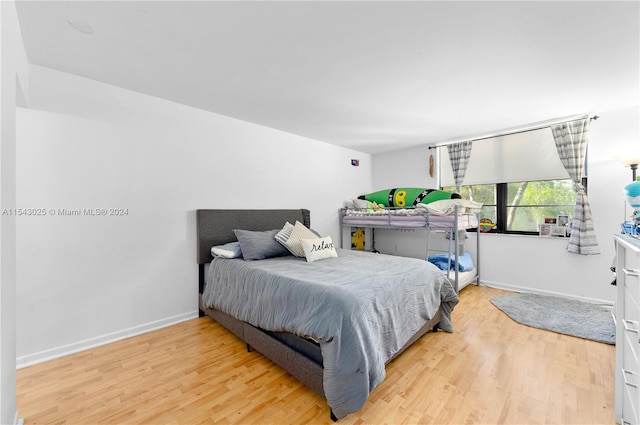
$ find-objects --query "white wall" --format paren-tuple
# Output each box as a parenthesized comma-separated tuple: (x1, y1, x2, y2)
(15, 65, 372, 366)
(371, 144, 438, 190)
(0, 1, 28, 424)
(371, 105, 639, 303)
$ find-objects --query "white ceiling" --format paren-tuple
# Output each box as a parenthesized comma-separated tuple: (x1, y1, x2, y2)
(14, 1, 639, 154)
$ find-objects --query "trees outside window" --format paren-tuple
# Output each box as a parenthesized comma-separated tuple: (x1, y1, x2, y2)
(443, 179, 577, 234)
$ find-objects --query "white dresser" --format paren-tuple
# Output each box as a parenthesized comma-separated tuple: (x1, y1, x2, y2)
(615, 234, 640, 425)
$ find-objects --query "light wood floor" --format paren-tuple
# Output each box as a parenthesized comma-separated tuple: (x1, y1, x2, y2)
(17, 285, 615, 424)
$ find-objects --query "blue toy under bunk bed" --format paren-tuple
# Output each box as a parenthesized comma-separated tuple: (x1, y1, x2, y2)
(427, 251, 475, 272)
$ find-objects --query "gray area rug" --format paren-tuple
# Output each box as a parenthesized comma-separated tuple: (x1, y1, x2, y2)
(490, 293, 615, 344)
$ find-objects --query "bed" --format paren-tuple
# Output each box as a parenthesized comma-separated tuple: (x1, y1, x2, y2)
(340, 199, 482, 292)
(196, 209, 459, 420)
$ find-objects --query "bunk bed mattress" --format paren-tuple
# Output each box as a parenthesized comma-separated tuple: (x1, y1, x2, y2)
(342, 215, 428, 227)
(428, 214, 479, 228)
(342, 213, 478, 228)
(201, 248, 458, 419)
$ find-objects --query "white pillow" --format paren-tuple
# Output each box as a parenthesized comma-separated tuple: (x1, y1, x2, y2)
(282, 221, 318, 257)
(300, 236, 338, 262)
(275, 221, 294, 246)
(352, 198, 370, 209)
(211, 241, 243, 259)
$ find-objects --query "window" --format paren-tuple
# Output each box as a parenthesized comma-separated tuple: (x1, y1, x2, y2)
(443, 179, 578, 234)
(439, 126, 586, 235)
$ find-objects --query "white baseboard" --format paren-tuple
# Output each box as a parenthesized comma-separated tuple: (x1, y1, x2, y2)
(14, 411, 24, 425)
(16, 311, 199, 369)
(478, 280, 614, 306)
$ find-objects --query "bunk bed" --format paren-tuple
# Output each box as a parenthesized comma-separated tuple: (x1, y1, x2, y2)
(340, 199, 482, 292)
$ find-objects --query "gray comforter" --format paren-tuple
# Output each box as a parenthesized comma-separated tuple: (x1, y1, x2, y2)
(202, 249, 458, 418)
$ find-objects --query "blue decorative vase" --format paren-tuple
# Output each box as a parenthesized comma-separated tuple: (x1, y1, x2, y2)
(624, 180, 640, 208)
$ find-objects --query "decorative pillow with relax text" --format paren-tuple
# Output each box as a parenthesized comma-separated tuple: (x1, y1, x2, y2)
(300, 236, 338, 262)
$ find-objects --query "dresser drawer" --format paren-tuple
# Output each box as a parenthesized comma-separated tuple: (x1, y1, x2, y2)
(625, 331, 640, 375)
(625, 247, 640, 273)
(623, 375, 640, 425)
(625, 285, 640, 325)
(623, 263, 640, 307)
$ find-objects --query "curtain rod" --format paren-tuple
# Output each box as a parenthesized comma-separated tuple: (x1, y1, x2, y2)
(427, 113, 599, 149)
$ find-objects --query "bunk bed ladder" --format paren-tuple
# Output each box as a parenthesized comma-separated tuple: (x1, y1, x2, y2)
(424, 205, 461, 293)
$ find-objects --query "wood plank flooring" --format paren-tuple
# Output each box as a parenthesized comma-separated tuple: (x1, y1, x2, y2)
(16, 285, 615, 424)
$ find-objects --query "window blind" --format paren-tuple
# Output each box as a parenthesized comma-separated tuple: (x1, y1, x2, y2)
(439, 127, 570, 187)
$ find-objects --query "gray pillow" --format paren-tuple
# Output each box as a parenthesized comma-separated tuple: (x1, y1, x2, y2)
(233, 228, 291, 261)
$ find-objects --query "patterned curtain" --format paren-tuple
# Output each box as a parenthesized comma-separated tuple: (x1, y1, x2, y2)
(447, 141, 473, 192)
(550, 119, 600, 255)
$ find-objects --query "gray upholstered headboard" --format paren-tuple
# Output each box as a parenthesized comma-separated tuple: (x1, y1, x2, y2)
(196, 209, 311, 265)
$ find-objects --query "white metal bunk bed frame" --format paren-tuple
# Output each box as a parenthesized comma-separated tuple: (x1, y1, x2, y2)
(339, 205, 480, 293)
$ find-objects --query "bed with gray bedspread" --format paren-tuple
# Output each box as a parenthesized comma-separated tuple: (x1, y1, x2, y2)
(202, 248, 458, 419)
